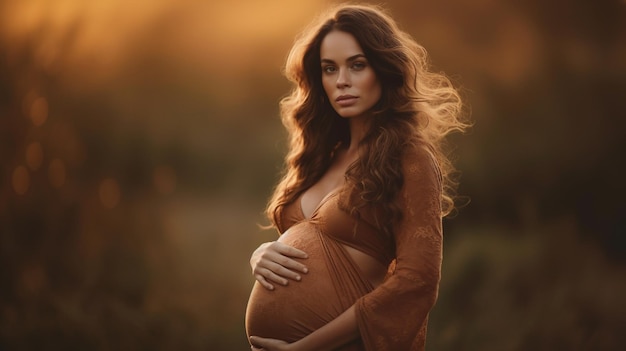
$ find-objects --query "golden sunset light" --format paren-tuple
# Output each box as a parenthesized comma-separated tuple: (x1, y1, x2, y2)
(1, 0, 625, 350)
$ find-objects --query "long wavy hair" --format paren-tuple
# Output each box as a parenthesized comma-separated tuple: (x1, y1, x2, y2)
(266, 4, 469, 235)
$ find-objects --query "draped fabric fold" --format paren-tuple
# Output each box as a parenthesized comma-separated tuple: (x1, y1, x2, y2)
(246, 224, 373, 351)
(246, 146, 443, 351)
(318, 229, 374, 307)
(317, 230, 375, 350)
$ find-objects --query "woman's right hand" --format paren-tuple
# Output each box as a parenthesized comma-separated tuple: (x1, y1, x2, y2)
(250, 241, 309, 290)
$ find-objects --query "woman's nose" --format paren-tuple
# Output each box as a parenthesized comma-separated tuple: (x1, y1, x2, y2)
(336, 69, 351, 88)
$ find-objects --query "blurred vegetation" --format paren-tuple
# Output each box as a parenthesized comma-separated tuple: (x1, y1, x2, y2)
(1, 0, 624, 350)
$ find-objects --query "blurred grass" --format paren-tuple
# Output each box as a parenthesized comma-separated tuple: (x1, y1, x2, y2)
(430, 219, 626, 350)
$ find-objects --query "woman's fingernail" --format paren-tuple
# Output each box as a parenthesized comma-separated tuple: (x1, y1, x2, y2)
(296, 275, 301, 281)
(303, 267, 308, 273)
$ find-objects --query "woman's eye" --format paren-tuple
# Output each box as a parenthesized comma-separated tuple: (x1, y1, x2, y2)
(352, 62, 366, 70)
(322, 66, 336, 74)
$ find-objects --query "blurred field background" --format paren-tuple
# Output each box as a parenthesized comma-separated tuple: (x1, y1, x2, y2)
(1, 0, 625, 350)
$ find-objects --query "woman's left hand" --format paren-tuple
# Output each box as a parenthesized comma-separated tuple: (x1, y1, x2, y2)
(249, 336, 297, 351)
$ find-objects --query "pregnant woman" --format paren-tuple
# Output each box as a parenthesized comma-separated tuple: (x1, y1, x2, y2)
(245, 4, 468, 351)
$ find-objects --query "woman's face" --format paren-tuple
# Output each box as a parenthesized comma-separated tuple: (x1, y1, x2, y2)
(320, 30, 381, 120)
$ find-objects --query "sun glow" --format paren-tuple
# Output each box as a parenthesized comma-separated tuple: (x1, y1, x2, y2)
(1, 0, 327, 83)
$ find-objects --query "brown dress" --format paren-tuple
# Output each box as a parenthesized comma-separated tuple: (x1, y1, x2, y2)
(245, 146, 443, 351)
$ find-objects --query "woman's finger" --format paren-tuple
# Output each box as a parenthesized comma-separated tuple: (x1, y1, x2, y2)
(252, 242, 308, 274)
(261, 268, 290, 286)
(254, 274, 275, 290)
(271, 253, 309, 274)
(265, 261, 303, 282)
(253, 263, 288, 289)
(274, 242, 308, 259)
(249, 336, 288, 350)
(254, 253, 307, 279)
(249, 336, 263, 348)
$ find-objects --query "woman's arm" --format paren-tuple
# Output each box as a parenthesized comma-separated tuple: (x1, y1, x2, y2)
(250, 241, 309, 290)
(249, 305, 359, 351)
(250, 147, 443, 351)
(297, 147, 443, 351)
(292, 304, 358, 351)
(354, 147, 443, 349)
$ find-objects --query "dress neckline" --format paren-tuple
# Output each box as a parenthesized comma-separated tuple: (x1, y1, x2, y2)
(299, 186, 342, 220)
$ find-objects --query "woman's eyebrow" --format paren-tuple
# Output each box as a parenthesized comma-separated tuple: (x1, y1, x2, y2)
(320, 54, 366, 64)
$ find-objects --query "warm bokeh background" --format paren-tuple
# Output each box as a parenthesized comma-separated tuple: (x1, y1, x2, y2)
(1, 0, 625, 350)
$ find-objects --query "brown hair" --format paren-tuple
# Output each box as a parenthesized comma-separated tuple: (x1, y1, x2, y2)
(266, 4, 469, 234)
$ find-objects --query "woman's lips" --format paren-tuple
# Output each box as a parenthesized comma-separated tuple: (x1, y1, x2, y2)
(336, 95, 358, 107)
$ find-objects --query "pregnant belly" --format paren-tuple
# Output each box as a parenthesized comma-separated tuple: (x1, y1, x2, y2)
(245, 222, 347, 342)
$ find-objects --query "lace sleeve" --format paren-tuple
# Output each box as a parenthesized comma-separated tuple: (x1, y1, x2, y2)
(355, 146, 443, 351)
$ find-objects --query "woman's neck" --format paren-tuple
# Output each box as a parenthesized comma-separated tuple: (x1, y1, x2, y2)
(347, 115, 372, 153)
